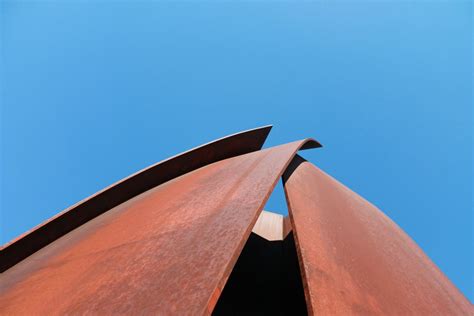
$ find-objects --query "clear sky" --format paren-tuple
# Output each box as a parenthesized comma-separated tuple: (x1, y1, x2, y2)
(1, 0, 472, 301)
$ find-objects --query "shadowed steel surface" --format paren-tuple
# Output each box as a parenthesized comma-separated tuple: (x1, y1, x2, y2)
(0, 125, 272, 272)
(0, 139, 320, 315)
(212, 232, 308, 315)
(283, 155, 472, 315)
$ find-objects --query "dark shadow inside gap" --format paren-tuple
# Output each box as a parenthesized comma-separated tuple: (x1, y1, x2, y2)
(212, 232, 308, 316)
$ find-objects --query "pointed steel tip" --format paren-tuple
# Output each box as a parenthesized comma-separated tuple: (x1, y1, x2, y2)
(234, 125, 272, 138)
(251, 124, 273, 135)
(244, 125, 273, 148)
(246, 124, 273, 131)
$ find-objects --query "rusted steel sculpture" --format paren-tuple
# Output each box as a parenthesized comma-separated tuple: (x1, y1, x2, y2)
(283, 155, 472, 315)
(0, 126, 471, 315)
(0, 125, 274, 273)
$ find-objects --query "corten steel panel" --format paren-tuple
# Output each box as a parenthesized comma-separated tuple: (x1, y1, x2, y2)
(0, 125, 272, 272)
(0, 139, 320, 315)
(283, 155, 472, 315)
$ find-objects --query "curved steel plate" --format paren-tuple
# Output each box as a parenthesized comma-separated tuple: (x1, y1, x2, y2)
(0, 126, 273, 272)
(0, 139, 321, 315)
(283, 155, 472, 315)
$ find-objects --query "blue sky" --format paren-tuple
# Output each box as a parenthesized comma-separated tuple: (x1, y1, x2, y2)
(1, 0, 472, 301)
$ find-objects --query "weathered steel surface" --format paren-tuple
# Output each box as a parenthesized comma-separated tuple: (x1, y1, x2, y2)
(0, 140, 320, 315)
(283, 155, 472, 315)
(0, 126, 273, 272)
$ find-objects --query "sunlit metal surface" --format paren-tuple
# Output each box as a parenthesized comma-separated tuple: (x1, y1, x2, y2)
(2, 129, 470, 315)
(283, 155, 472, 315)
(0, 125, 273, 272)
(0, 140, 319, 315)
(251, 210, 289, 241)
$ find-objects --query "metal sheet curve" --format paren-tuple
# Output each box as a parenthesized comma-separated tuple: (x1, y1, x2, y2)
(1, 126, 272, 272)
(283, 155, 472, 315)
(0, 139, 321, 315)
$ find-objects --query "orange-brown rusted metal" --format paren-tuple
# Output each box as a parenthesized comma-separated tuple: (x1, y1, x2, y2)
(0, 140, 320, 315)
(283, 155, 472, 315)
(0, 126, 273, 272)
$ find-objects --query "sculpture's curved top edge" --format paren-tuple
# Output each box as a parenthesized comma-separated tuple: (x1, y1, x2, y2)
(0, 125, 273, 271)
(300, 139, 322, 150)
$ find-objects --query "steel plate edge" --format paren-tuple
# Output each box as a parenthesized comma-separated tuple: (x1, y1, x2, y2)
(1, 125, 273, 272)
